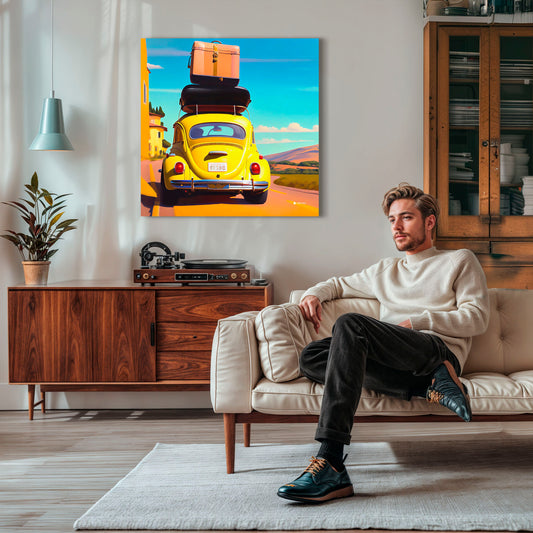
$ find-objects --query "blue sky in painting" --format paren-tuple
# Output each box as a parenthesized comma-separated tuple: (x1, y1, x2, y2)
(145, 38, 319, 157)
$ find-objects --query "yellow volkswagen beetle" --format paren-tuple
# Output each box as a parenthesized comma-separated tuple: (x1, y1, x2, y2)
(160, 113, 270, 205)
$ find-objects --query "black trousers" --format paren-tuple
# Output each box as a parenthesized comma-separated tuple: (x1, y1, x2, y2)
(299, 313, 460, 445)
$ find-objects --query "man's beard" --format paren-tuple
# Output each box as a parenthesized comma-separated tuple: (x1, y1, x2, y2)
(394, 232, 428, 252)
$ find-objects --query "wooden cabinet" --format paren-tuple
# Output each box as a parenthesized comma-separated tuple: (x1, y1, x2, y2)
(8, 282, 272, 418)
(424, 21, 533, 288)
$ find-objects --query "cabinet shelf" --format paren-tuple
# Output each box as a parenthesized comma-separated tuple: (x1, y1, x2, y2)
(450, 78, 479, 83)
(501, 79, 533, 84)
(449, 179, 479, 185)
(450, 125, 479, 130)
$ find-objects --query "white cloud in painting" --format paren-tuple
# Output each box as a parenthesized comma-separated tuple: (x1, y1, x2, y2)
(256, 123, 319, 133)
(147, 63, 164, 70)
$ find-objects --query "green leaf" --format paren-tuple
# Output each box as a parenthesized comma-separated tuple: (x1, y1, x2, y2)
(24, 187, 37, 202)
(22, 198, 36, 209)
(55, 193, 72, 199)
(57, 218, 78, 229)
(31, 172, 38, 190)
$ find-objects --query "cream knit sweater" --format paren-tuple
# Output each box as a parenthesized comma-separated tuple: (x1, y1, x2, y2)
(302, 247, 490, 371)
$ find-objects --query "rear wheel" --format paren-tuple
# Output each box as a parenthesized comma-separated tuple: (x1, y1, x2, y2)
(243, 190, 268, 204)
(159, 165, 181, 206)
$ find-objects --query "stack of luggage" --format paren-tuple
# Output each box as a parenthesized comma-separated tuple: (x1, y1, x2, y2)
(180, 41, 251, 114)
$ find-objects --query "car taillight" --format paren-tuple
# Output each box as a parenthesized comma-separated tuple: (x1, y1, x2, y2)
(174, 162, 185, 174)
(250, 162, 261, 175)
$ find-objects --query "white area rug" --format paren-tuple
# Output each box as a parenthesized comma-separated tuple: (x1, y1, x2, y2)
(74, 439, 533, 530)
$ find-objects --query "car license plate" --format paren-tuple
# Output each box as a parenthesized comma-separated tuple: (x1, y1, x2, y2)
(208, 162, 227, 172)
(209, 182, 227, 189)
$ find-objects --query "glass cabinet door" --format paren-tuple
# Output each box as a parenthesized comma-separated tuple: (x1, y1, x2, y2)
(437, 26, 490, 238)
(490, 28, 533, 238)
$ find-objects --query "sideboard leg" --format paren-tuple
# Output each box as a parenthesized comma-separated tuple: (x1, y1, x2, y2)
(224, 413, 236, 474)
(243, 423, 251, 447)
(28, 385, 35, 420)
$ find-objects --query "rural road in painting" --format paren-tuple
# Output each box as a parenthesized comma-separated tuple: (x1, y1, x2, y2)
(141, 159, 319, 217)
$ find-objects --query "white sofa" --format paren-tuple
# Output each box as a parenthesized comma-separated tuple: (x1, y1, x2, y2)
(211, 288, 533, 473)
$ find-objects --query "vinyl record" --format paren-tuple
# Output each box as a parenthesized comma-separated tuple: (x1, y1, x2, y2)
(181, 259, 248, 269)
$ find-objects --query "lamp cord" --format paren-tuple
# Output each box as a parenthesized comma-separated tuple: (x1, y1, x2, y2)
(50, 0, 54, 98)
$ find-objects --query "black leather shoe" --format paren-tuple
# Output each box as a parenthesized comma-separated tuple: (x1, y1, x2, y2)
(427, 360, 472, 422)
(277, 456, 354, 503)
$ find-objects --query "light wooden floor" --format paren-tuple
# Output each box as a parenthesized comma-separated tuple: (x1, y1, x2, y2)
(1, 408, 532, 533)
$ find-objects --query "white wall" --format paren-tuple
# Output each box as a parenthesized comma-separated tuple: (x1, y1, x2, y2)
(0, 0, 423, 410)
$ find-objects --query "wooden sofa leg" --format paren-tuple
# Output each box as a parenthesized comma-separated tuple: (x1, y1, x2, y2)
(224, 413, 236, 474)
(243, 423, 250, 447)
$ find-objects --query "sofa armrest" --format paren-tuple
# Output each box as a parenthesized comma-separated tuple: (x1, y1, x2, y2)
(289, 290, 305, 304)
(210, 311, 262, 414)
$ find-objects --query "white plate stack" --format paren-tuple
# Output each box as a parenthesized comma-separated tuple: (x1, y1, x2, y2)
(513, 148, 530, 181)
(522, 177, 533, 216)
(500, 152, 515, 184)
(500, 135, 530, 184)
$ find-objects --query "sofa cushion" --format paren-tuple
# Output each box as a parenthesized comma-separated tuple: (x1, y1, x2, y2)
(251, 370, 533, 416)
(255, 298, 381, 383)
(255, 304, 312, 382)
(466, 289, 533, 374)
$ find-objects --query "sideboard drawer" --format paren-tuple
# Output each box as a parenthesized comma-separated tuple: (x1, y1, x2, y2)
(157, 351, 210, 380)
(157, 290, 266, 322)
(157, 322, 215, 351)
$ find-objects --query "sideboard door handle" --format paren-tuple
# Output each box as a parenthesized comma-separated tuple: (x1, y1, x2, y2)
(150, 323, 156, 346)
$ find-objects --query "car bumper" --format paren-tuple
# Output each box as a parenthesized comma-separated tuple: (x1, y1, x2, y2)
(169, 179, 269, 192)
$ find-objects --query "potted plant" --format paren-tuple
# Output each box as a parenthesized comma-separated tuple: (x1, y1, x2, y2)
(1, 172, 78, 285)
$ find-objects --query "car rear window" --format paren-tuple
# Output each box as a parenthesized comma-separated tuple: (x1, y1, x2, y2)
(189, 122, 246, 140)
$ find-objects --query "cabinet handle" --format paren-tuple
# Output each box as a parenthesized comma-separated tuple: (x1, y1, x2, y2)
(150, 323, 156, 346)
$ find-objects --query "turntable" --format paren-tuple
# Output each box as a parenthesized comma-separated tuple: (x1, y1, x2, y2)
(133, 241, 251, 285)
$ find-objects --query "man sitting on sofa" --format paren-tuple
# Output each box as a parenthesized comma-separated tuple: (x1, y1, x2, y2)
(277, 183, 489, 504)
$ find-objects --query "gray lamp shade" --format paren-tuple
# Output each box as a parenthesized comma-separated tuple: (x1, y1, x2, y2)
(29, 96, 74, 151)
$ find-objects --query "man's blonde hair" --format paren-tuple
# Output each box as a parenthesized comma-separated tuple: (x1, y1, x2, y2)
(382, 183, 440, 238)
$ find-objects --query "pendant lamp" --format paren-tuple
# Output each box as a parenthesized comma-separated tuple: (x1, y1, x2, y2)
(29, 0, 73, 151)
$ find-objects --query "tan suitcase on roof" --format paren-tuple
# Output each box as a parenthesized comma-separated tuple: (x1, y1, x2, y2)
(189, 41, 240, 87)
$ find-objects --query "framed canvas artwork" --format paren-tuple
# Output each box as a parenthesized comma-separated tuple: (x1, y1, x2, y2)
(141, 38, 319, 217)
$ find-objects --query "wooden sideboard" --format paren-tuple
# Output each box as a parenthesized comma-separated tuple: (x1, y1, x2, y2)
(8, 281, 273, 419)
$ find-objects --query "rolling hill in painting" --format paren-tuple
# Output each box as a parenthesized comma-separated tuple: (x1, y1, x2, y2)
(265, 144, 319, 164)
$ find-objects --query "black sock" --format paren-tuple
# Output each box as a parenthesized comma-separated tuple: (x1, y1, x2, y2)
(317, 439, 345, 471)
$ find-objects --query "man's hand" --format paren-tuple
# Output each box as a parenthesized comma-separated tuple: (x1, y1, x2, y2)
(398, 319, 412, 329)
(299, 295, 322, 333)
